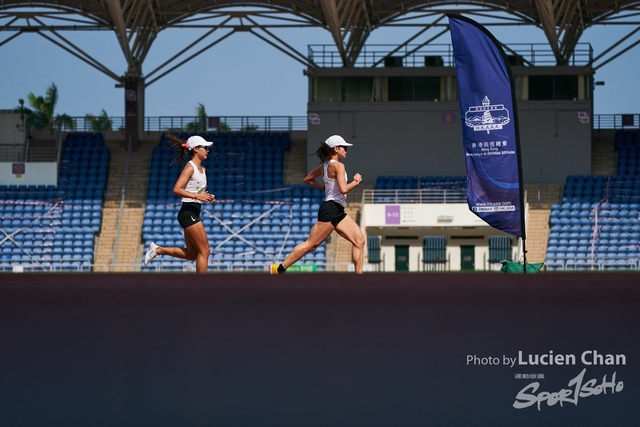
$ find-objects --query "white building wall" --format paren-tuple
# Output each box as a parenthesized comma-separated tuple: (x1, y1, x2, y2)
(362, 203, 487, 227)
(0, 162, 58, 186)
(361, 202, 524, 272)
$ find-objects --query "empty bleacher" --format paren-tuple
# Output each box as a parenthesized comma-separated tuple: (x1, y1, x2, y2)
(544, 130, 640, 271)
(545, 172, 640, 270)
(0, 132, 108, 271)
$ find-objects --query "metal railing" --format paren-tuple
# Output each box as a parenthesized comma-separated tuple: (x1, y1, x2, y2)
(59, 116, 308, 133)
(308, 43, 593, 68)
(112, 136, 133, 266)
(4, 258, 638, 273)
(592, 114, 640, 130)
(0, 145, 25, 162)
(31, 113, 640, 135)
(362, 189, 467, 204)
(545, 258, 639, 271)
(0, 258, 327, 273)
(50, 114, 640, 134)
(0, 259, 94, 272)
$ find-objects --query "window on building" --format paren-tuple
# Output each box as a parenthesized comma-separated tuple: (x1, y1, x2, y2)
(388, 76, 441, 101)
(313, 77, 342, 102)
(343, 77, 374, 102)
(528, 75, 579, 100)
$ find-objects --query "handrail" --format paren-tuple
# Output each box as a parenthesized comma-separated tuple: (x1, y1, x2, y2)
(55, 122, 63, 168)
(308, 43, 593, 67)
(362, 189, 467, 204)
(112, 136, 132, 266)
(591, 114, 640, 130)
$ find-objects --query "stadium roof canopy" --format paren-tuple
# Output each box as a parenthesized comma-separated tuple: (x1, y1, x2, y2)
(1, 0, 639, 86)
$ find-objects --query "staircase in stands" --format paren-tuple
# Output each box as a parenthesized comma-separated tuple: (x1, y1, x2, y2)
(94, 139, 155, 271)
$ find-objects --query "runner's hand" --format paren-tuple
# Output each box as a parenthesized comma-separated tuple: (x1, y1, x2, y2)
(199, 191, 216, 202)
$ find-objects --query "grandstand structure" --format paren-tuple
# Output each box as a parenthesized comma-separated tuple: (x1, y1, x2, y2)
(0, 122, 634, 273)
(1, 1, 640, 272)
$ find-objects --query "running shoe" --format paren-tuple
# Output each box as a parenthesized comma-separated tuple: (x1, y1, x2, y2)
(144, 242, 158, 266)
(269, 264, 280, 274)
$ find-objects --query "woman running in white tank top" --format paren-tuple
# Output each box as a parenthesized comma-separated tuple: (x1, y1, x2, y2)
(143, 132, 216, 274)
(270, 135, 365, 274)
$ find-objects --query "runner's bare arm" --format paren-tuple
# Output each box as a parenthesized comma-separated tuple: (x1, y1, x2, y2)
(331, 162, 361, 194)
(303, 165, 325, 190)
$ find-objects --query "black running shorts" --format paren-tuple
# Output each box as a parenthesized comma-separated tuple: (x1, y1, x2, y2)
(317, 200, 347, 227)
(177, 202, 202, 229)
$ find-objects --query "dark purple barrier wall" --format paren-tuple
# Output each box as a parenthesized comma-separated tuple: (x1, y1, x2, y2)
(1, 273, 638, 426)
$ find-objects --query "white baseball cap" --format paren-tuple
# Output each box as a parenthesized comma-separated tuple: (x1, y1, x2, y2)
(325, 135, 353, 148)
(185, 135, 213, 149)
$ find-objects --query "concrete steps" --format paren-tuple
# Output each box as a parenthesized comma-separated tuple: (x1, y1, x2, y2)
(283, 137, 308, 185)
(525, 209, 551, 264)
(94, 139, 155, 270)
(329, 202, 363, 272)
(523, 183, 561, 265)
(592, 132, 616, 176)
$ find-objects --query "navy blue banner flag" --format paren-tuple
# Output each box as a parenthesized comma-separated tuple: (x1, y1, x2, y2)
(448, 15, 526, 238)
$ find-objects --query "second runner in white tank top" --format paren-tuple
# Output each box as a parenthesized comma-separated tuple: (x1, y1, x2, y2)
(323, 160, 348, 207)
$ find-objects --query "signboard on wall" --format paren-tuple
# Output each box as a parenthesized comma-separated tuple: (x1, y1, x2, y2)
(12, 163, 25, 177)
(373, 203, 490, 227)
(384, 205, 421, 225)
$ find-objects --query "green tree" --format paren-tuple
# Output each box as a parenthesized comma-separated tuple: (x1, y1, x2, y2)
(15, 83, 74, 131)
(86, 109, 113, 131)
(185, 103, 207, 131)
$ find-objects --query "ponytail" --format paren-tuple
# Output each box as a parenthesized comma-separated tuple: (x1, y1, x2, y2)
(166, 131, 191, 166)
(311, 141, 334, 163)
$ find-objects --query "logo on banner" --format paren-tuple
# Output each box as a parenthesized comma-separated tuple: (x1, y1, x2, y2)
(465, 96, 510, 133)
(471, 202, 515, 213)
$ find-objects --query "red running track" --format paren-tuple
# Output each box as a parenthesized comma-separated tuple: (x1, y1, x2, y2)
(1, 272, 639, 426)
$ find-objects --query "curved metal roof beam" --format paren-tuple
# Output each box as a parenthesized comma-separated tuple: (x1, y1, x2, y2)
(2, 0, 640, 76)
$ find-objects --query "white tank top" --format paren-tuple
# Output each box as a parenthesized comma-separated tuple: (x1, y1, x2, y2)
(181, 160, 207, 204)
(323, 160, 348, 207)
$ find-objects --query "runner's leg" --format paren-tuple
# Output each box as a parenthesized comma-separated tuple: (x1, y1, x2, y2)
(334, 215, 365, 273)
(183, 222, 210, 273)
(281, 221, 335, 269)
(156, 223, 210, 273)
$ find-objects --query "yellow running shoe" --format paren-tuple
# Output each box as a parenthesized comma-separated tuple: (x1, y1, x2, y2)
(269, 264, 280, 274)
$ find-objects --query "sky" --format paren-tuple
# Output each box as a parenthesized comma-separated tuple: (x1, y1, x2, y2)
(1, 16, 638, 120)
